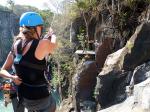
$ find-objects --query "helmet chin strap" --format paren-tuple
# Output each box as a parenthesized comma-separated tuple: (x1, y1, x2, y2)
(34, 27, 42, 40)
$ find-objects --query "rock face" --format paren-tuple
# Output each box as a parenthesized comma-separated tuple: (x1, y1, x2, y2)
(72, 61, 98, 111)
(0, 11, 19, 63)
(0, 11, 19, 39)
(98, 64, 150, 112)
(70, 17, 85, 43)
(95, 22, 150, 108)
(95, 38, 114, 71)
(99, 22, 150, 76)
(123, 22, 150, 70)
(70, 17, 150, 112)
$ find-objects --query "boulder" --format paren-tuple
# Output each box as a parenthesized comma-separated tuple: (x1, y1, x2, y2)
(98, 78, 150, 112)
(123, 22, 150, 70)
(72, 61, 98, 111)
(95, 38, 114, 71)
(95, 22, 150, 108)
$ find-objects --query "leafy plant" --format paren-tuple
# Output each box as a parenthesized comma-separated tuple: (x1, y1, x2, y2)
(77, 27, 86, 50)
(76, 0, 97, 11)
(38, 10, 54, 31)
(145, 0, 150, 3)
(50, 37, 76, 97)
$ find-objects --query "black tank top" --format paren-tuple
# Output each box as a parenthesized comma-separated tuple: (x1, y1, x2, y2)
(14, 39, 49, 100)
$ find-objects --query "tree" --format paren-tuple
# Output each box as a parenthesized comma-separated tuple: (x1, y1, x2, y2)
(38, 10, 54, 32)
(75, 0, 97, 50)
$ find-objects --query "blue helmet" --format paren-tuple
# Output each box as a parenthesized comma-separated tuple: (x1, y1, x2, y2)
(19, 12, 43, 27)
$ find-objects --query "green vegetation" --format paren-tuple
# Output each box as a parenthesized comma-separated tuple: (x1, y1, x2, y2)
(38, 10, 54, 32)
(51, 37, 75, 98)
(76, 0, 97, 10)
(77, 27, 86, 50)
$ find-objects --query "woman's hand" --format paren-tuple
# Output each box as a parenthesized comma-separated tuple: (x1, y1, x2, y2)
(11, 75, 22, 85)
(47, 27, 56, 43)
(47, 27, 54, 36)
(44, 27, 54, 40)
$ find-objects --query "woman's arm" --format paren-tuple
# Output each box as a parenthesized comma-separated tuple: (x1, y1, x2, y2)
(0, 52, 14, 79)
(42, 27, 57, 54)
(0, 52, 22, 85)
(2, 52, 14, 69)
(35, 28, 57, 60)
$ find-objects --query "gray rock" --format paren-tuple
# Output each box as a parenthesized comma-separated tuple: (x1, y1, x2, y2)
(98, 78, 150, 112)
(0, 11, 19, 63)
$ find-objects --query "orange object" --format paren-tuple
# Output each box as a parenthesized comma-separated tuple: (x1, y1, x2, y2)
(3, 83, 11, 90)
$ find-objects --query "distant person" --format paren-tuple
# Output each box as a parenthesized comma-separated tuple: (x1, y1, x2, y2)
(0, 11, 57, 112)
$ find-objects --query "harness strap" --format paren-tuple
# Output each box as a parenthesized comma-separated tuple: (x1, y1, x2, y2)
(22, 82, 47, 87)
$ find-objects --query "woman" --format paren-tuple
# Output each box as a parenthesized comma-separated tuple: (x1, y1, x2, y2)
(0, 12, 57, 112)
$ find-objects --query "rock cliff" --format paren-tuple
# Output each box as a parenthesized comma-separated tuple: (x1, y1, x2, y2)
(0, 10, 19, 63)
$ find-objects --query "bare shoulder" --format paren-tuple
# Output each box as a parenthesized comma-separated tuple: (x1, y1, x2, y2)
(35, 39, 50, 60)
(38, 38, 56, 50)
(35, 38, 56, 60)
(37, 39, 52, 52)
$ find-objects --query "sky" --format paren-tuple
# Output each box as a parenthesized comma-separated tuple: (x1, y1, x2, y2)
(0, 0, 63, 11)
